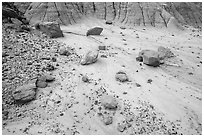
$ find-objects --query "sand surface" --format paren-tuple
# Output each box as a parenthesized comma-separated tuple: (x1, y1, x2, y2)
(2, 19, 202, 135)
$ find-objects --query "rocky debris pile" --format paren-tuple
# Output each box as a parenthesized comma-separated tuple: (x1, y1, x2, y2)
(2, 24, 78, 111)
(35, 22, 64, 38)
(12, 83, 37, 103)
(115, 71, 129, 82)
(137, 46, 175, 67)
(81, 50, 99, 65)
(86, 27, 103, 36)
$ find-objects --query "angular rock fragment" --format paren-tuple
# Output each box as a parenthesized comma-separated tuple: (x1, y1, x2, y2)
(86, 27, 103, 36)
(139, 50, 160, 67)
(115, 71, 129, 82)
(35, 22, 64, 38)
(12, 83, 37, 103)
(81, 50, 98, 65)
(100, 94, 118, 110)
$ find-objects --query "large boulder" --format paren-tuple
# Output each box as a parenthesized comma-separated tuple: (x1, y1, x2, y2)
(158, 46, 174, 60)
(139, 50, 160, 67)
(35, 22, 64, 38)
(86, 27, 103, 36)
(12, 83, 37, 103)
(81, 50, 99, 65)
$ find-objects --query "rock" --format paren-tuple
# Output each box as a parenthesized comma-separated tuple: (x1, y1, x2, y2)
(81, 50, 98, 65)
(36, 22, 64, 38)
(117, 123, 126, 132)
(147, 79, 153, 84)
(36, 80, 47, 88)
(82, 75, 89, 82)
(120, 26, 126, 29)
(12, 83, 37, 103)
(103, 115, 113, 125)
(136, 56, 143, 62)
(2, 111, 9, 120)
(115, 71, 129, 82)
(158, 46, 174, 60)
(100, 94, 118, 109)
(59, 47, 71, 56)
(105, 21, 113, 25)
(45, 74, 55, 82)
(86, 27, 103, 36)
(45, 64, 55, 71)
(139, 50, 160, 67)
(98, 46, 106, 50)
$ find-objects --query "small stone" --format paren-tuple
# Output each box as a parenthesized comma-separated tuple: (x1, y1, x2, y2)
(36, 81, 47, 88)
(120, 26, 126, 30)
(103, 115, 113, 125)
(82, 75, 89, 82)
(115, 71, 129, 82)
(147, 79, 152, 84)
(117, 123, 126, 132)
(136, 56, 143, 62)
(99, 46, 106, 50)
(52, 57, 57, 62)
(105, 21, 113, 25)
(100, 94, 118, 110)
(59, 47, 71, 56)
(136, 83, 141, 87)
(86, 27, 103, 36)
(81, 50, 98, 65)
(123, 91, 127, 95)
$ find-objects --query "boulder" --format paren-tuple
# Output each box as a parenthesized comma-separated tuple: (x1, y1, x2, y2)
(12, 83, 37, 103)
(86, 27, 103, 36)
(115, 71, 129, 82)
(100, 94, 118, 110)
(36, 22, 64, 38)
(158, 46, 174, 60)
(139, 50, 160, 67)
(81, 50, 98, 65)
